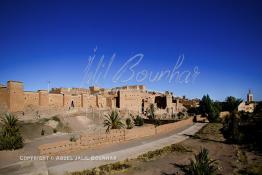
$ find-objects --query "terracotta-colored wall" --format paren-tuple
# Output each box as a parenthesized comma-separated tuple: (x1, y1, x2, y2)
(125, 125, 155, 140)
(7, 81, 24, 112)
(156, 117, 193, 134)
(39, 90, 49, 106)
(63, 94, 82, 108)
(38, 117, 193, 156)
(119, 90, 142, 112)
(0, 87, 8, 109)
(48, 94, 63, 107)
(96, 95, 107, 108)
(82, 94, 97, 108)
(24, 91, 39, 107)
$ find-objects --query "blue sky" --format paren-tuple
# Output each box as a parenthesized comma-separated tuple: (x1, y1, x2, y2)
(0, 0, 261, 101)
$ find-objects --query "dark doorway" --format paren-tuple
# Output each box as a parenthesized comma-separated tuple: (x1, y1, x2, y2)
(71, 101, 75, 108)
(116, 91, 120, 108)
(142, 99, 145, 113)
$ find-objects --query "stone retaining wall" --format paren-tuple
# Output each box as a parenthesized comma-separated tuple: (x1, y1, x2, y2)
(38, 117, 193, 155)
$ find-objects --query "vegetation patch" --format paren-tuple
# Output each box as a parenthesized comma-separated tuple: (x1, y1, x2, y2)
(51, 115, 61, 122)
(137, 143, 192, 161)
(0, 113, 24, 150)
(103, 111, 124, 132)
(238, 161, 262, 175)
(195, 123, 225, 142)
(70, 161, 131, 175)
(178, 148, 218, 175)
(133, 115, 144, 126)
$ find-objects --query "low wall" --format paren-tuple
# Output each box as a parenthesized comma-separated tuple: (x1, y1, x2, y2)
(38, 117, 193, 156)
(156, 117, 193, 134)
(125, 125, 155, 140)
(39, 140, 81, 156)
(80, 129, 125, 148)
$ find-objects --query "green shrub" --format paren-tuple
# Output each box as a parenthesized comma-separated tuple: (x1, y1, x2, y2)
(70, 136, 77, 142)
(103, 111, 124, 132)
(125, 118, 133, 129)
(184, 148, 217, 175)
(51, 115, 61, 122)
(0, 113, 23, 150)
(133, 115, 144, 126)
(138, 144, 191, 161)
(71, 161, 130, 175)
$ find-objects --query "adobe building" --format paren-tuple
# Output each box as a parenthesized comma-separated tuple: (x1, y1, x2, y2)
(177, 96, 200, 108)
(0, 80, 185, 115)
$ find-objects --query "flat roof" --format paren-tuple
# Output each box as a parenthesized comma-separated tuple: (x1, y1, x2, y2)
(7, 80, 23, 83)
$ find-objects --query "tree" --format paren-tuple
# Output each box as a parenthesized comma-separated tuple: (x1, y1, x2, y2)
(147, 104, 156, 120)
(0, 113, 23, 150)
(222, 112, 241, 142)
(199, 95, 220, 122)
(224, 96, 242, 113)
(187, 107, 200, 115)
(103, 111, 124, 132)
(199, 95, 212, 117)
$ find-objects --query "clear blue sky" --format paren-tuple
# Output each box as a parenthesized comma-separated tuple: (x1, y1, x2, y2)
(0, 0, 261, 101)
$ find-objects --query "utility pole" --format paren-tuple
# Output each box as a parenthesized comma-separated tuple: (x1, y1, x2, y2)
(47, 81, 51, 92)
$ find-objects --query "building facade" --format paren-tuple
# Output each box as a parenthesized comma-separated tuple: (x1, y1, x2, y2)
(0, 80, 184, 114)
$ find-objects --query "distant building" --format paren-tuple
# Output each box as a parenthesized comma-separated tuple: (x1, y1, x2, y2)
(177, 96, 200, 109)
(238, 89, 255, 113)
(0, 80, 185, 114)
(247, 89, 254, 103)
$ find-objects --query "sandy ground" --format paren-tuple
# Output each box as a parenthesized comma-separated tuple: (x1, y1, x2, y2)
(63, 115, 104, 133)
(19, 122, 54, 141)
(114, 123, 262, 175)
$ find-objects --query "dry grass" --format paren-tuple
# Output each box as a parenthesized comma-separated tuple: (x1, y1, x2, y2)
(137, 144, 192, 161)
(195, 123, 225, 142)
(70, 161, 131, 175)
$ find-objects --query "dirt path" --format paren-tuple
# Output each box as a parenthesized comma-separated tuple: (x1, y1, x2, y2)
(113, 123, 262, 175)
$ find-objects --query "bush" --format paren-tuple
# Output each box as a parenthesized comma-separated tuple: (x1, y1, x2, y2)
(193, 115, 197, 122)
(70, 136, 77, 142)
(51, 115, 61, 122)
(0, 113, 23, 150)
(138, 144, 192, 161)
(125, 118, 133, 129)
(133, 115, 144, 126)
(184, 148, 217, 175)
(177, 112, 185, 119)
(71, 161, 130, 175)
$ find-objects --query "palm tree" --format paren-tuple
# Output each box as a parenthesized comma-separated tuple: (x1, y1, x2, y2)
(103, 111, 124, 132)
(186, 148, 217, 175)
(0, 113, 23, 150)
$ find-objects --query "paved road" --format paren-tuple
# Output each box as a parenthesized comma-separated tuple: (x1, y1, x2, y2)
(49, 123, 206, 175)
(0, 123, 206, 175)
